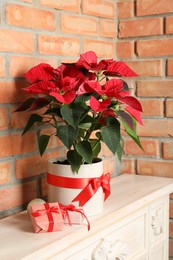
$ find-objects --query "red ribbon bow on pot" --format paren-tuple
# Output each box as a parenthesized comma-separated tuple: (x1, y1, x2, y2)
(72, 173, 111, 206)
(47, 173, 111, 207)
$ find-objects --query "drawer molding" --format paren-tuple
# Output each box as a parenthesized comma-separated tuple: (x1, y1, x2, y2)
(91, 238, 128, 260)
(151, 207, 164, 236)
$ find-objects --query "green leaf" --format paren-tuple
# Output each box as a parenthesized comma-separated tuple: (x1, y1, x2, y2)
(78, 122, 92, 129)
(90, 139, 101, 158)
(95, 131, 102, 139)
(122, 80, 130, 91)
(38, 135, 50, 156)
(74, 94, 90, 104)
(22, 114, 43, 135)
(118, 110, 133, 129)
(121, 119, 143, 150)
(116, 139, 123, 161)
(28, 97, 50, 111)
(80, 115, 96, 123)
(15, 98, 35, 112)
(75, 140, 93, 164)
(78, 115, 96, 129)
(67, 150, 83, 173)
(56, 125, 77, 149)
(60, 103, 89, 127)
(44, 108, 61, 118)
(101, 117, 120, 154)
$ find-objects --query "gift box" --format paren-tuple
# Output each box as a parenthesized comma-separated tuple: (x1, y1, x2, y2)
(30, 202, 64, 233)
(59, 204, 90, 230)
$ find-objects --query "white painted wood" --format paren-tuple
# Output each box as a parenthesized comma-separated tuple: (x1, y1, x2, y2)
(91, 238, 128, 260)
(0, 174, 173, 260)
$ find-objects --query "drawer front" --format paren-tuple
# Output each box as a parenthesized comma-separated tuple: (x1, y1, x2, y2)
(134, 255, 148, 260)
(61, 209, 148, 260)
(149, 196, 169, 245)
(150, 241, 167, 260)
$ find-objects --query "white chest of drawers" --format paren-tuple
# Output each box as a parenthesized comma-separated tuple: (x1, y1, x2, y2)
(0, 174, 173, 260)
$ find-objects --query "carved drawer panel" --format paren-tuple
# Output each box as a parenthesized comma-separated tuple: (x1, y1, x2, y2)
(64, 209, 148, 260)
(149, 196, 168, 245)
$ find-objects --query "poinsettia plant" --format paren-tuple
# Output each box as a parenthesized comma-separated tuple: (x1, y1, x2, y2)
(16, 51, 143, 173)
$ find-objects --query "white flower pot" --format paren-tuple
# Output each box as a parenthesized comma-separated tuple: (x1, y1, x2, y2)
(47, 158, 104, 216)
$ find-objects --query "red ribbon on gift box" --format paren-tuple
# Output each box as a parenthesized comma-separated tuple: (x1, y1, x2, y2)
(47, 173, 111, 206)
(59, 203, 90, 231)
(31, 204, 61, 232)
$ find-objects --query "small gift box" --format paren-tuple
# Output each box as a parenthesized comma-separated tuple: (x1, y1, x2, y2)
(30, 202, 64, 233)
(59, 204, 90, 230)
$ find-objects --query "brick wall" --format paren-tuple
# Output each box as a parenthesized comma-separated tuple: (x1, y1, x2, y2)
(117, 0, 173, 258)
(0, 0, 173, 256)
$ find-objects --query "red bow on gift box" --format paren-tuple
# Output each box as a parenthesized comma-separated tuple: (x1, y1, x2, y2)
(59, 204, 90, 231)
(31, 203, 62, 232)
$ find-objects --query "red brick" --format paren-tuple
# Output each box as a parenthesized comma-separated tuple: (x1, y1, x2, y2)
(19, 0, 32, 2)
(41, 128, 64, 149)
(136, 0, 173, 16)
(15, 151, 61, 179)
(119, 18, 163, 38)
(84, 39, 115, 58)
(61, 14, 98, 36)
(16, 155, 45, 179)
(0, 161, 11, 185)
(0, 29, 34, 53)
(0, 132, 36, 158)
(121, 158, 135, 174)
(100, 19, 116, 38)
(137, 119, 173, 137)
(169, 221, 173, 238)
(137, 159, 173, 178)
(10, 106, 33, 129)
(163, 142, 173, 159)
(165, 16, 173, 34)
(127, 60, 162, 77)
(103, 157, 117, 175)
(40, 0, 80, 13)
(40, 176, 48, 198)
(124, 139, 159, 157)
(38, 35, 80, 56)
(0, 56, 5, 77)
(0, 181, 37, 211)
(116, 41, 134, 59)
(137, 80, 173, 97)
(0, 107, 8, 130)
(101, 142, 114, 157)
(140, 99, 163, 116)
(0, 80, 30, 104)
(169, 239, 173, 257)
(117, 1, 134, 18)
(167, 59, 173, 76)
(136, 38, 173, 57)
(165, 99, 173, 117)
(6, 4, 55, 31)
(9, 56, 57, 77)
(60, 58, 77, 64)
(170, 201, 173, 218)
(82, 0, 115, 19)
